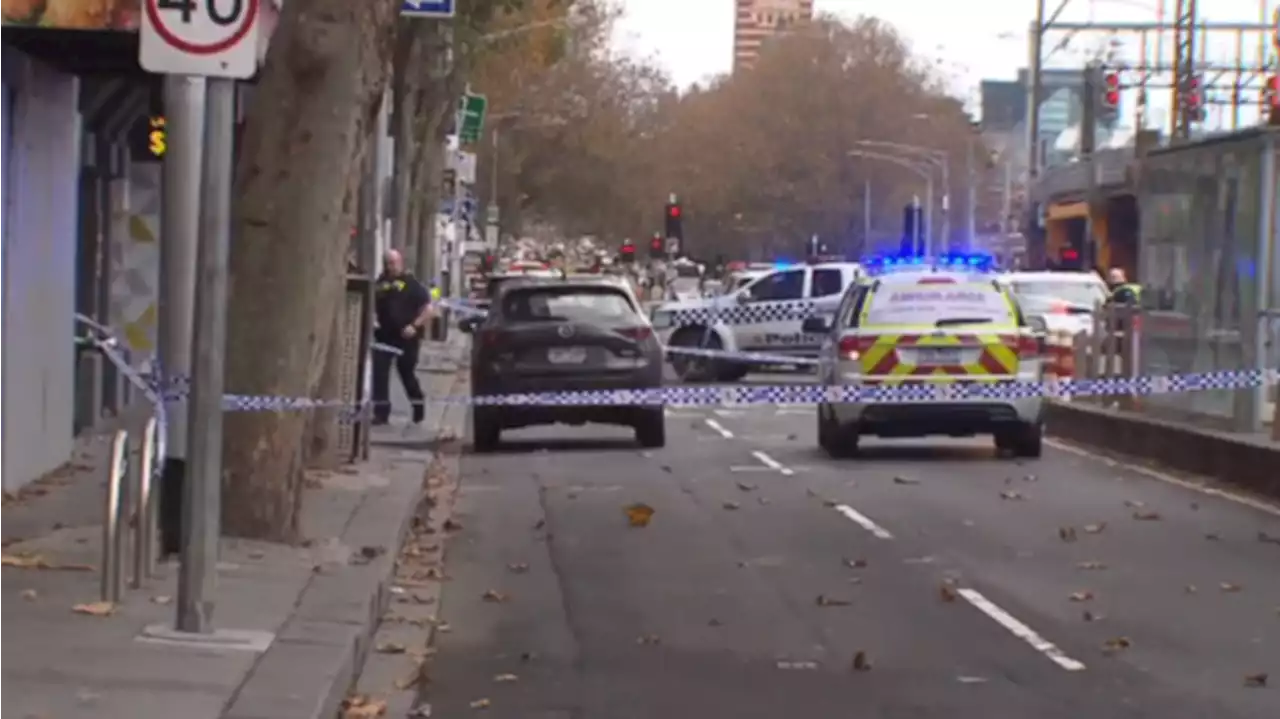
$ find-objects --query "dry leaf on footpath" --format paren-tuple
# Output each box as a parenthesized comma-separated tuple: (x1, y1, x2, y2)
(1083, 522, 1107, 534)
(815, 594, 851, 607)
(151, 595, 173, 605)
(1, 553, 94, 571)
(1076, 561, 1107, 570)
(1243, 673, 1268, 688)
(624, 503, 655, 528)
(481, 590, 508, 603)
(851, 651, 872, 672)
(444, 519, 464, 532)
(1102, 637, 1132, 655)
(999, 491, 1026, 501)
(1123, 499, 1145, 508)
(1069, 591, 1094, 602)
(1184, 584, 1198, 594)
(408, 703, 433, 718)
(506, 563, 529, 574)
(1022, 474, 1039, 482)
(1204, 532, 1221, 541)
(376, 641, 407, 654)
(493, 673, 518, 683)
(341, 695, 388, 718)
(470, 698, 492, 709)
(533, 519, 546, 531)
(72, 601, 116, 617)
(21, 588, 38, 600)
(1059, 526, 1078, 542)
(1219, 582, 1242, 593)
(1082, 610, 1102, 622)
(892, 476, 919, 485)
(1132, 510, 1162, 521)
(722, 501, 741, 511)
(660, 465, 673, 474)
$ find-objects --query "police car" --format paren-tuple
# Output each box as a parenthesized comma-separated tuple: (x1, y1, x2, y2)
(807, 253, 1049, 458)
(650, 259, 864, 382)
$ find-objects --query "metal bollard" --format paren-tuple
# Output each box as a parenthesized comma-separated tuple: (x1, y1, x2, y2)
(101, 430, 129, 603)
(131, 418, 159, 587)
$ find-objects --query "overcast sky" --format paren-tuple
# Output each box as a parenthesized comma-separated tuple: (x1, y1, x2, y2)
(611, 0, 1278, 128)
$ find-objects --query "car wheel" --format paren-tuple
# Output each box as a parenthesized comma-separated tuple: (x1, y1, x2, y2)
(669, 327, 721, 383)
(819, 406, 859, 458)
(472, 408, 501, 453)
(635, 408, 666, 448)
(718, 364, 750, 383)
(1012, 422, 1044, 459)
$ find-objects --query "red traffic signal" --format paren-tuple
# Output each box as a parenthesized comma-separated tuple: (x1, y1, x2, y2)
(668, 204, 681, 218)
(1266, 75, 1280, 107)
(1102, 71, 1121, 108)
(650, 237, 663, 251)
(620, 242, 635, 254)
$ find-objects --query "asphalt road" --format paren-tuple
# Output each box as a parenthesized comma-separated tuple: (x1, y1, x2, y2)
(414, 379, 1280, 718)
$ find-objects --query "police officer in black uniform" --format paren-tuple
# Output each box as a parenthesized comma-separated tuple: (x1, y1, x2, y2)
(372, 249, 433, 426)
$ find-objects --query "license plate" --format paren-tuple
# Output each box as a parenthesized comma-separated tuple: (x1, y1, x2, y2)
(548, 347, 587, 364)
(915, 348, 962, 365)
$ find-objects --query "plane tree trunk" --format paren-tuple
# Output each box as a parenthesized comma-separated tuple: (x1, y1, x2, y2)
(222, 0, 401, 542)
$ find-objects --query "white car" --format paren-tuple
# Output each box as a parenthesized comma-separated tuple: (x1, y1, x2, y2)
(651, 261, 863, 381)
(996, 271, 1108, 338)
(809, 275, 1048, 458)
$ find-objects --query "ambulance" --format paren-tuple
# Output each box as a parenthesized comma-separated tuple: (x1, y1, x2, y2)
(807, 253, 1049, 458)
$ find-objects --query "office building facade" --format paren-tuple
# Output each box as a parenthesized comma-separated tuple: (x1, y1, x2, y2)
(733, 0, 815, 71)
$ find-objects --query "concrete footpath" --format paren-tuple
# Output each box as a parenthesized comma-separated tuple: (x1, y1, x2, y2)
(1, 341, 469, 719)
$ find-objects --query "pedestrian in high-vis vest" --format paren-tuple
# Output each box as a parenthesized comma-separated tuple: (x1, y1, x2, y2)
(1106, 268, 1142, 305)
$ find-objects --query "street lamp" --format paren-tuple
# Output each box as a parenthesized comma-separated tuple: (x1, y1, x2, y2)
(853, 139, 951, 244)
(847, 149, 936, 255)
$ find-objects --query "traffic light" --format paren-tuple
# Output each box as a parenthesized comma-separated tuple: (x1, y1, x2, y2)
(649, 233, 667, 260)
(1098, 69, 1121, 110)
(620, 240, 636, 263)
(1265, 75, 1280, 126)
(1180, 73, 1205, 123)
(899, 202, 924, 255)
(480, 254, 496, 273)
(664, 201, 683, 242)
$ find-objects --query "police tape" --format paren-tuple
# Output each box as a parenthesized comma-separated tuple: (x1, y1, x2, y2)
(208, 368, 1276, 418)
(434, 298, 817, 366)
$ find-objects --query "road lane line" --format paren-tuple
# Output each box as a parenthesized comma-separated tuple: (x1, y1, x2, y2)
(1045, 439, 1280, 517)
(704, 418, 735, 439)
(751, 450, 794, 476)
(833, 504, 894, 539)
(955, 588, 1086, 672)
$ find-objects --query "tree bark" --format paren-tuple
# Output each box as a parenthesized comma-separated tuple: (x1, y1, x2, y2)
(305, 300, 345, 469)
(222, 0, 401, 542)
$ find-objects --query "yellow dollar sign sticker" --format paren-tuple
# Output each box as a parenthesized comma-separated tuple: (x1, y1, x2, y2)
(149, 130, 166, 157)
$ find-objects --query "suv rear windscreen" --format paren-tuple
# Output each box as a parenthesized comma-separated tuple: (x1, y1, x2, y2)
(500, 287, 637, 323)
(861, 284, 1015, 327)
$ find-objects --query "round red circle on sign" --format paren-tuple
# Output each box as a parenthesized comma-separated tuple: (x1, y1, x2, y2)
(146, 0, 261, 56)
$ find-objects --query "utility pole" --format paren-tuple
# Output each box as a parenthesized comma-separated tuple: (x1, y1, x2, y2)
(156, 76, 205, 558)
(176, 77, 235, 633)
(863, 180, 871, 250)
(1171, 0, 1199, 140)
(1080, 63, 1099, 272)
(965, 130, 978, 251)
(1026, 0, 1046, 180)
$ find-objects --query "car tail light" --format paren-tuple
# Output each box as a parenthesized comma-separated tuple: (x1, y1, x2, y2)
(917, 277, 955, 284)
(1016, 334, 1042, 358)
(837, 335, 874, 358)
(616, 326, 653, 341)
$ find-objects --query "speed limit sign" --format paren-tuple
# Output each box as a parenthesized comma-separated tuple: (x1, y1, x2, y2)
(140, 0, 262, 78)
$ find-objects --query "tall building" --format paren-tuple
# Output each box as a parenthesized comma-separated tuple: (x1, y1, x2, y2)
(733, 0, 815, 71)
(980, 69, 1122, 169)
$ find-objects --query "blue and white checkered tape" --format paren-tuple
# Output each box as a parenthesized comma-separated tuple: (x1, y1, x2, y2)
(437, 296, 818, 328)
(210, 369, 1277, 419)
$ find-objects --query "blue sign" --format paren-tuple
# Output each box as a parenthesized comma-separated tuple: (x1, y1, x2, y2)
(402, 0, 455, 18)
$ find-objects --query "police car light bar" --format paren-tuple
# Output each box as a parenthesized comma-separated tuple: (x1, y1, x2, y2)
(862, 253, 996, 275)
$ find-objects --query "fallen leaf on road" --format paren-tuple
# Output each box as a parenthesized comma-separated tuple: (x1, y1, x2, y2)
(1258, 532, 1280, 545)
(493, 673, 518, 683)
(736, 482, 758, 492)
(708, 618, 722, 626)
(757, 496, 771, 505)
(904, 556, 936, 564)
(1082, 610, 1103, 622)
(1132, 510, 1162, 521)
(1069, 591, 1095, 602)
(1076, 561, 1107, 570)
(939, 583, 958, 602)
(787, 434, 798, 440)
(660, 465, 673, 474)
(1, 553, 94, 571)
(21, 588, 37, 601)
(393, 670, 424, 691)
(1083, 523, 1107, 534)
(151, 595, 173, 605)
(482, 590, 508, 603)
(722, 501, 741, 511)
(821, 498, 838, 508)
(469, 698, 491, 709)
(1185, 584, 1198, 594)
(636, 634, 661, 645)
(1123, 499, 1146, 508)
(1204, 532, 1221, 541)
(999, 491, 1026, 501)
(1022, 474, 1039, 482)
(341, 695, 388, 718)
(624, 503, 655, 528)
(376, 641, 406, 654)
(521, 651, 538, 661)
(1219, 582, 1242, 593)
(815, 594, 851, 607)
(72, 601, 115, 617)
(506, 563, 529, 574)
(1102, 637, 1132, 655)
(851, 651, 872, 671)
(843, 558, 869, 569)
(1059, 526, 1078, 542)
(1243, 673, 1268, 688)
(408, 703, 433, 718)
(533, 519, 546, 531)
(892, 476, 919, 485)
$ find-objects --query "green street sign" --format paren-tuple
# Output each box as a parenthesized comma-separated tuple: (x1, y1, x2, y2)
(458, 93, 487, 144)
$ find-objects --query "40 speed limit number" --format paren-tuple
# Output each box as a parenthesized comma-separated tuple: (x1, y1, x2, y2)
(139, 0, 262, 79)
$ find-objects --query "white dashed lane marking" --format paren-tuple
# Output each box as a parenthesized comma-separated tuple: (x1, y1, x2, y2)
(956, 588, 1086, 672)
(704, 418, 735, 439)
(750, 450, 794, 476)
(833, 504, 894, 539)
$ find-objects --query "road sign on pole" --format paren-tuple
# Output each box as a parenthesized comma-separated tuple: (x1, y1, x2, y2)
(140, 0, 262, 79)
(458, 94, 487, 144)
(402, 0, 456, 18)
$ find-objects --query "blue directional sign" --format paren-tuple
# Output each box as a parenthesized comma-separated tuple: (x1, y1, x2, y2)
(402, 0, 455, 18)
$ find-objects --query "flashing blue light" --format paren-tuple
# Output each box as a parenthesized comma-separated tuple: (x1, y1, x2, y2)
(863, 252, 995, 274)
